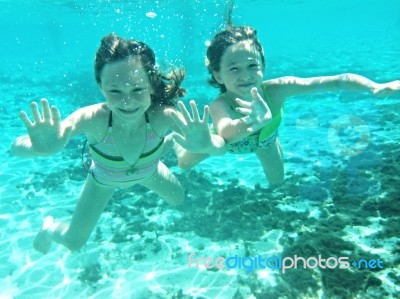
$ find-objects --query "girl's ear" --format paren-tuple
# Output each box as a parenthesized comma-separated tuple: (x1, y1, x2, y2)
(212, 71, 224, 84)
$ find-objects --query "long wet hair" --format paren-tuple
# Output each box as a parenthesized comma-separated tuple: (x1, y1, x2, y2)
(205, 25, 265, 93)
(94, 33, 185, 106)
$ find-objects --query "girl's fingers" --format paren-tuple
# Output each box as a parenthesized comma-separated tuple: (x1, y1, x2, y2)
(251, 87, 272, 111)
(235, 98, 251, 108)
(241, 115, 254, 125)
(202, 105, 210, 123)
(169, 109, 187, 133)
(30, 102, 42, 123)
(251, 87, 259, 98)
(41, 98, 52, 122)
(51, 106, 62, 127)
(19, 111, 33, 128)
(189, 100, 201, 122)
(251, 87, 267, 102)
(236, 107, 250, 116)
(171, 132, 187, 148)
(177, 101, 192, 122)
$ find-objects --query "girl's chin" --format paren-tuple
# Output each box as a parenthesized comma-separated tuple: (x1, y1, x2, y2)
(233, 86, 253, 96)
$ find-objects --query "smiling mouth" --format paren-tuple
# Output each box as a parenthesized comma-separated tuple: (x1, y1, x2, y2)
(119, 108, 140, 115)
(237, 83, 254, 88)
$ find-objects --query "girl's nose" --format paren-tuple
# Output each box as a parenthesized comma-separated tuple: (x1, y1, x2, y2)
(238, 70, 250, 80)
(122, 95, 137, 107)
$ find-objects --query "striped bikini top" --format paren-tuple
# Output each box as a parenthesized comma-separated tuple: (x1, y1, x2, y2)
(88, 112, 165, 170)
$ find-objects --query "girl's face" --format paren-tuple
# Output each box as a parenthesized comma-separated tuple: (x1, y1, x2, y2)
(100, 57, 153, 121)
(213, 40, 264, 101)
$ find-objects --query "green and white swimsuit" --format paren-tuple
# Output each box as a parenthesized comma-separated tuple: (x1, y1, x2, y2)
(224, 84, 283, 154)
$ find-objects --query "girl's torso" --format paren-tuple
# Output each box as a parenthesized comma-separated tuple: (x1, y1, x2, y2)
(220, 83, 284, 154)
(90, 111, 165, 166)
(79, 103, 167, 186)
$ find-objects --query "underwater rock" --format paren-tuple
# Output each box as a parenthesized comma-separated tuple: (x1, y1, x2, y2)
(78, 262, 102, 286)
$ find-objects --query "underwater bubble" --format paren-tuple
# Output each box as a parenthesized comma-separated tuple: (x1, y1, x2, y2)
(146, 11, 157, 19)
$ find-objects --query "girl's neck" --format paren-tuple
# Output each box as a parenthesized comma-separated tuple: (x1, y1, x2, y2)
(113, 113, 146, 132)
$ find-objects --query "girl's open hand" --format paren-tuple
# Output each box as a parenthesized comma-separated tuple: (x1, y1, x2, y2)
(372, 80, 400, 98)
(235, 87, 272, 133)
(168, 100, 214, 153)
(19, 98, 72, 154)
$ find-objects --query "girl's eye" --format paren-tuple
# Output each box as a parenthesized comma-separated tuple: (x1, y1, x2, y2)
(132, 88, 148, 95)
(229, 67, 238, 72)
(250, 64, 260, 69)
(109, 90, 120, 94)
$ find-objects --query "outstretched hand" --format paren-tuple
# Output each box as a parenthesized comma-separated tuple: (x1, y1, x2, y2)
(235, 87, 272, 132)
(19, 98, 72, 154)
(168, 100, 214, 153)
(372, 80, 400, 98)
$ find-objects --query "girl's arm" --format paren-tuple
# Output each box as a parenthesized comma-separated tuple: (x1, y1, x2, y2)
(11, 99, 73, 157)
(336, 74, 399, 96)
(210, 98, 251, 144)
(268, 74, 400, 107)
(210, 88, 272, 144)
(11, 99, 104, 158)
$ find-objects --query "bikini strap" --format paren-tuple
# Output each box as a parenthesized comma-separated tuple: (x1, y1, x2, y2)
(108, 111, 113, 127)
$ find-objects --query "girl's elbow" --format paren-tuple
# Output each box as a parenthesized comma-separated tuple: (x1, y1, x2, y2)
(10, 139, 28, 157)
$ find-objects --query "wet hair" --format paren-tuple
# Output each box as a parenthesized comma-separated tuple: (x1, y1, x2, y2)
(205, 25, 265, 93)
(94, 33, 185, 106)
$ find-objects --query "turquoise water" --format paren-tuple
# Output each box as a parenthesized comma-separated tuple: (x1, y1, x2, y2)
(1, 0, 400, 298)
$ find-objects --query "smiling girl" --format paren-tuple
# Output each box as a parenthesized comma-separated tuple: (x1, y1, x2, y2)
(205, 25, 400, 186)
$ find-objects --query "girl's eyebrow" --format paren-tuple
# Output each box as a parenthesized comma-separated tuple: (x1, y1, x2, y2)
(105, 83, 120, 88)
(225, 57, 258, 67)
(225, 60, 240, 66)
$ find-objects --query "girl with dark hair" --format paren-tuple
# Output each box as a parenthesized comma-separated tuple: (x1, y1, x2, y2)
(205, 25, 399, 186)
(11, 33, 225, 253)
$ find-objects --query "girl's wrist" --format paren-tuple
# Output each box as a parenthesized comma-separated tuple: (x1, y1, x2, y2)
(209, 135, 226, 155)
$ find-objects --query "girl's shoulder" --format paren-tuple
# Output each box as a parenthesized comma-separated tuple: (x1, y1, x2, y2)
(68, 103, 107, 118)
(210, 94, 236, 118)
(79, 102, 108, 116)
(70, 103, 108, 126)
(67, 103, 110, 142)
(210, 94, 230, 109)
(262, 79, 289, 111)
